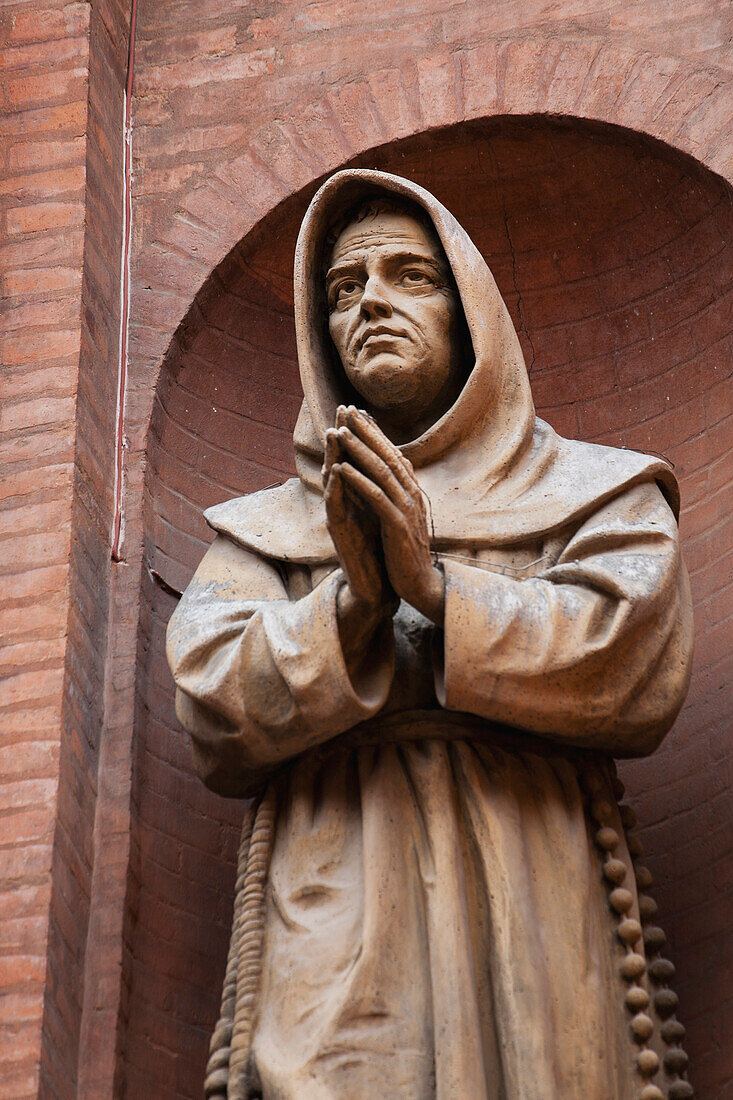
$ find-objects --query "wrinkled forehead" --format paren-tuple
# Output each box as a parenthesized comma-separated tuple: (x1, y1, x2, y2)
(328, 210, 448, 270)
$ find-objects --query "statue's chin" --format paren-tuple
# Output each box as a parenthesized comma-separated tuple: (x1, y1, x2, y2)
(347, 351, 435, 414)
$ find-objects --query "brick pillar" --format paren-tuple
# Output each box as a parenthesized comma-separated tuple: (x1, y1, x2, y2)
(0, 3, 130, 1096)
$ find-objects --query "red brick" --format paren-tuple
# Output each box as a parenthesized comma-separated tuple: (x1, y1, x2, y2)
(134, 47, 275, 93)
(1, 67, 88, 112)
(0, 954, 47, 989)
(137, 25, 237, 67)
(0, 99, 86, 137)
(366, 68, 419, 143)
(2, 329, 80, 367)
(0, 1020, 46, 1065)
(0, 498, 69, 538)
(416, 53, 464, 129)
(460, 43, 500, 120)
(0, 990, 44, 1027)
(324, 80, 387, 155)
(0, 228, 84, 270)
(2, 264, 82, 297)
(4, 4, 90, 45)
(0, 667, 65, 710)
(0, 293, 80, 332)
(0, 395, 77, 435)
(7, 135, 85, 174)
(0, 35, 89, 74)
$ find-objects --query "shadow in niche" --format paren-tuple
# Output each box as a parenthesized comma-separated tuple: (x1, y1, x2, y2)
(127, 116, 732, 1098)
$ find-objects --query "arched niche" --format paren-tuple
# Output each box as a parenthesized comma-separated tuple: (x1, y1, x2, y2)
(127, 116, 731, 1098)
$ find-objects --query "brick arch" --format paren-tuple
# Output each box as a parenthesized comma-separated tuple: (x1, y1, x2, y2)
(129, 115, 732, 1098)
(131, 37, 730, 421)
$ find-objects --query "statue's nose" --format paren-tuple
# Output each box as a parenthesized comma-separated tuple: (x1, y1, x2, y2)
(360, 275, 393, 319)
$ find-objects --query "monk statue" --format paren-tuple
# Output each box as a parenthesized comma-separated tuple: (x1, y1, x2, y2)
(167, 170, 694, 1100)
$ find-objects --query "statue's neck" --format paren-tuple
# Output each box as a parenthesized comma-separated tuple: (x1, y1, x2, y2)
(365, 360, 466, 446)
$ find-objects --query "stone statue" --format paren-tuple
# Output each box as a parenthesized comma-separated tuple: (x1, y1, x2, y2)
(167, 171, 694, 1100)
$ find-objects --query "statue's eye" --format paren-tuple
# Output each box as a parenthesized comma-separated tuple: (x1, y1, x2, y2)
(399, 268, 433, 288)
(333, 279, 362, 308)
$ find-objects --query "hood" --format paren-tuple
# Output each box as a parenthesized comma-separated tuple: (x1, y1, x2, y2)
(206, 170, 678, 563)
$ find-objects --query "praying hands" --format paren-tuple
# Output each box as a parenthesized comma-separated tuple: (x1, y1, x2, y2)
(323, 404, 445, 630)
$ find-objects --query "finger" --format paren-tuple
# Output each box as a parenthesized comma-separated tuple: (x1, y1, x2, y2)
(324, 467, 346, 523)
(344, 407, 417, 490)
(325, 468, 381, 600)
(336, 426, 412, 511)
(345, 406, 407, 466)
(325, 471, 362, 566)
(338, 462, 406, 530)
(322, 428, 343, 483)
(326, 466, 377, 543)
(335, 404, 349, 429)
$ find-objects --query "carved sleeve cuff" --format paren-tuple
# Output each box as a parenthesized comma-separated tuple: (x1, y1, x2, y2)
(254, 570, 395, 740)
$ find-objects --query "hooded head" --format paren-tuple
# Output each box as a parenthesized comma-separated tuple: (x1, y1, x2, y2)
(206, 170, 677, 562)
(293, 169, 536, 504)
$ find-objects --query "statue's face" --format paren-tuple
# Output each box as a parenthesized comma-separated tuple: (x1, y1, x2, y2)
(326, 210, 460, 418)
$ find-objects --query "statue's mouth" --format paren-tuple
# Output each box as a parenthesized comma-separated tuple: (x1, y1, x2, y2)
(357, 325, 409, 351)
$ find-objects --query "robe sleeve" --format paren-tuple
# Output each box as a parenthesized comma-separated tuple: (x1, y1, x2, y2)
(166, 535, 395, 795)
(435, 481, 693, 756)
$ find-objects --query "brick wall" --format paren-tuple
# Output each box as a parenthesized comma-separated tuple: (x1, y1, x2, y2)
(0, 1, 130, 1097)
(1, 5, 90, 1096)
(1, 1, 730, 1097)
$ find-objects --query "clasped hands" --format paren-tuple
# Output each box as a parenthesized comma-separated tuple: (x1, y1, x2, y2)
(323, 405, 445, 640)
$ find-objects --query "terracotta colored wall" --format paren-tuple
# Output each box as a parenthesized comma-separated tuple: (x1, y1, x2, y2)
(1, 5, 89, 1097)
(1, 1, 730, 1097)
(1, 0, 130, 1096)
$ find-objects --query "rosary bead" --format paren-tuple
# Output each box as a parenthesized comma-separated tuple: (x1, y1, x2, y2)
(620, 953, 646, 981)
(639, 1087, 664, 1100)
(625, 985, 650, 1011)
(661, 1019, 685, 1044)
(636, 1049, 660, 1076)
(618, 918, 643, 945)
(654, 988, 679, 1018)
(631, 1013, 654, 1041)
(668, 1083, 694, 1099)
(643, 926, 667, 954)
(609, 887, 634, 914)
(603, 858, 627, 884)
(664, 1048, 689, 1075)
(649, 957, 675, 983)
(638, 895, 658, 923)
(635, 865, 653, 889)
(596, 826, 619, 851)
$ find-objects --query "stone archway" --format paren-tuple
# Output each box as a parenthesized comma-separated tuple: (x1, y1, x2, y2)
(126, 116, 731, 1098)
